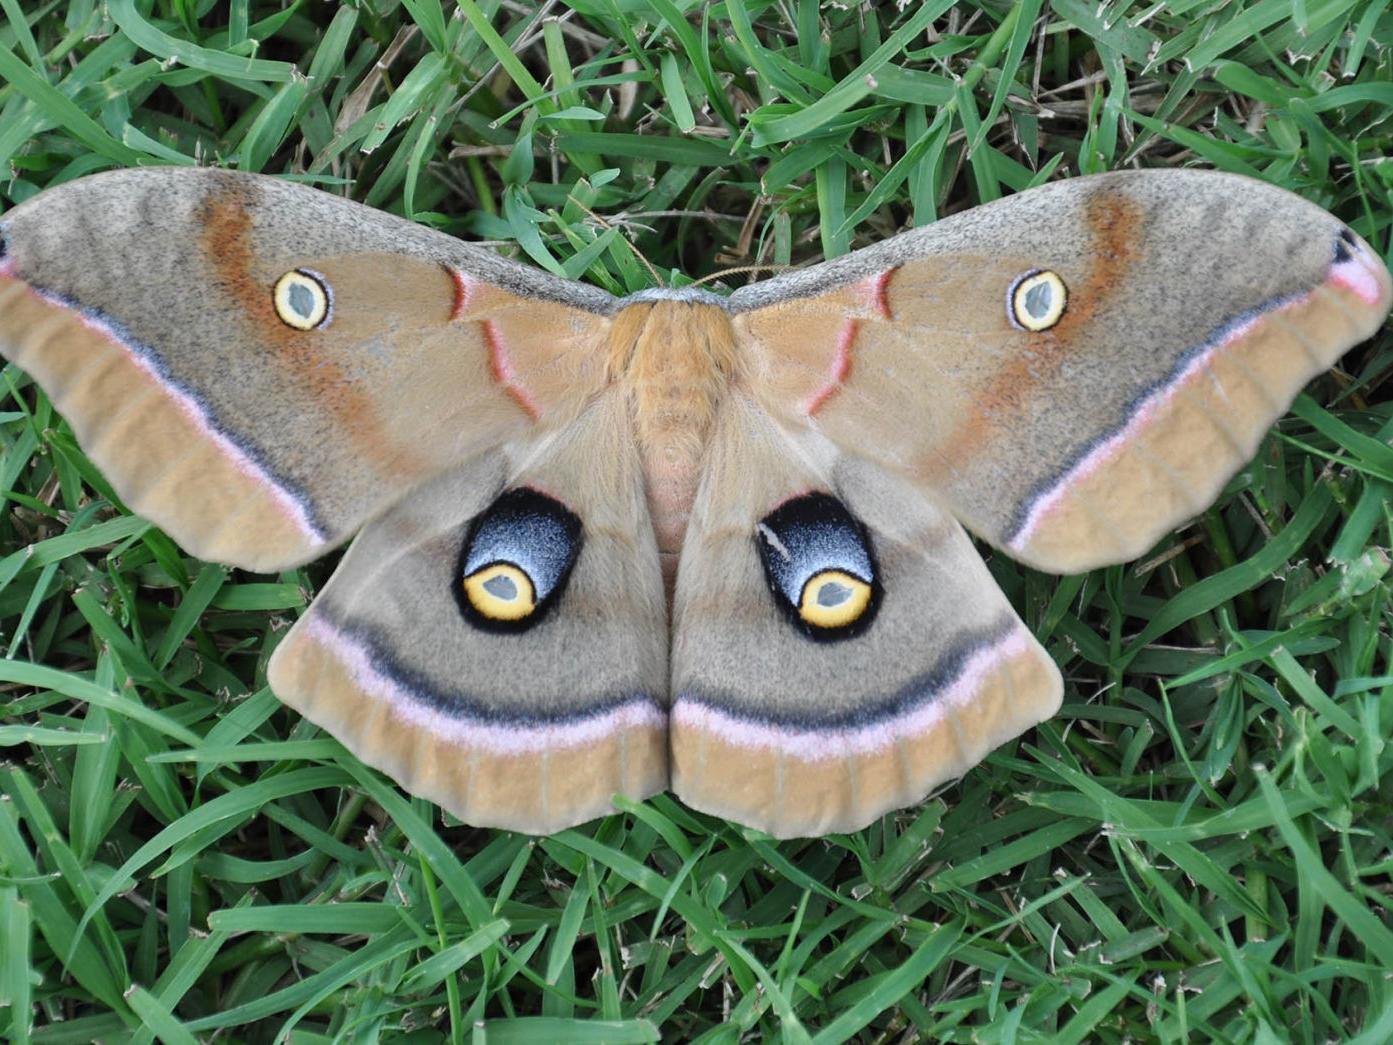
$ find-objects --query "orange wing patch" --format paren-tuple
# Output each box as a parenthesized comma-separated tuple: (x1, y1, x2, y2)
(197, 185, 434, 477)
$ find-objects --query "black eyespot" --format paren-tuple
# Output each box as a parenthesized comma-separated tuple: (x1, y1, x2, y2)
(456, 487, 582, 633)
(0, 227, 9, 260)
(755, 492, 882, 642)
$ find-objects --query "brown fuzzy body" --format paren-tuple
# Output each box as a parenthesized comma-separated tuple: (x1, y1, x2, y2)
(607, 301, 737, 581)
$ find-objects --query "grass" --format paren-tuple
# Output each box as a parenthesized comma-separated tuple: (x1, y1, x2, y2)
(1, 0, 1391, 1041)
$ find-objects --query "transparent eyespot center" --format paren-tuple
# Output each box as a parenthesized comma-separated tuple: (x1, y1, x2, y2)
(798, 570, 874, 629)
(273, 269, 332, 330)
(1010, 270, 1067, 331)
(462, 563, 537, 622)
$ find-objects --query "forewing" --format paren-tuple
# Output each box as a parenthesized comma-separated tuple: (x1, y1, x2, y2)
(731, 170, 1392, 573)
(0, 167, 615, 571)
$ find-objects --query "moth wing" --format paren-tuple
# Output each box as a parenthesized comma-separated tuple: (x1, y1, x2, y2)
(731, 170, 1392, 573)
(0, 168, 614, 571)
(668, 393, 1060, 837)
(269, 391, 668, 833)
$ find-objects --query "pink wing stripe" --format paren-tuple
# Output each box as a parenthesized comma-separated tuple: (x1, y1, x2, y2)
(306, 617, 665, 755)
(803, 319, 857, 416)
(1329, 237, 1387, 306)
(481, 319, 541, 420)
(862, 269, 894, 320)
(1007, 249, 1391, 554)
(671, 627, 1032, 761)
(448, 266, 473, 320)
(449, 268, 541, 419)
(0, 263, 327, 546)
(803, 270, 895, 416)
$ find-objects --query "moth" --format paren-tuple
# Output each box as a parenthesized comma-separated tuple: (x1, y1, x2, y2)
(0, 168, 1388, 838)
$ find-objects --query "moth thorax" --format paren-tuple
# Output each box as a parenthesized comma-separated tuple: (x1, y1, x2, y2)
(613, 301, 738, 571)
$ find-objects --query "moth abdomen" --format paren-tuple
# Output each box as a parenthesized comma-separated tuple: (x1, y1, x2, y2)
(613, 298, 738, 582)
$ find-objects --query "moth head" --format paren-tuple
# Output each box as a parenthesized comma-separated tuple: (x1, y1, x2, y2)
(273, 268, 333, 330)
(1008, 269, 1067, 332)
(756, 492, 881, 641)
(456, 487, 582, 633)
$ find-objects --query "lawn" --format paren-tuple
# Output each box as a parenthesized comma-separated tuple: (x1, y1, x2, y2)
(1, 1, 1392, 1041)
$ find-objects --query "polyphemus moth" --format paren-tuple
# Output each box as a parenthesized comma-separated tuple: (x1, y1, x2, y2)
(0, 168, 1388, 838)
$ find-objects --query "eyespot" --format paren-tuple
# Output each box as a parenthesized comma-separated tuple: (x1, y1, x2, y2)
(462, 563, 537, 622)
(1009, 269, 1067, 331)
(799, 569, 874, 630)
(756, 492, 881, 642)
(273, 268, 332, 330)
(455, 487, 582, 633)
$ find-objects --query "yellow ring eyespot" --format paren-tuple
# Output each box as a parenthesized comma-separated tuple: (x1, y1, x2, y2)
(462, 563, 537, 622)
(1010, 269, 1067, 331)
(798, 570, 874, 630)
(273, 268, 332, 330)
